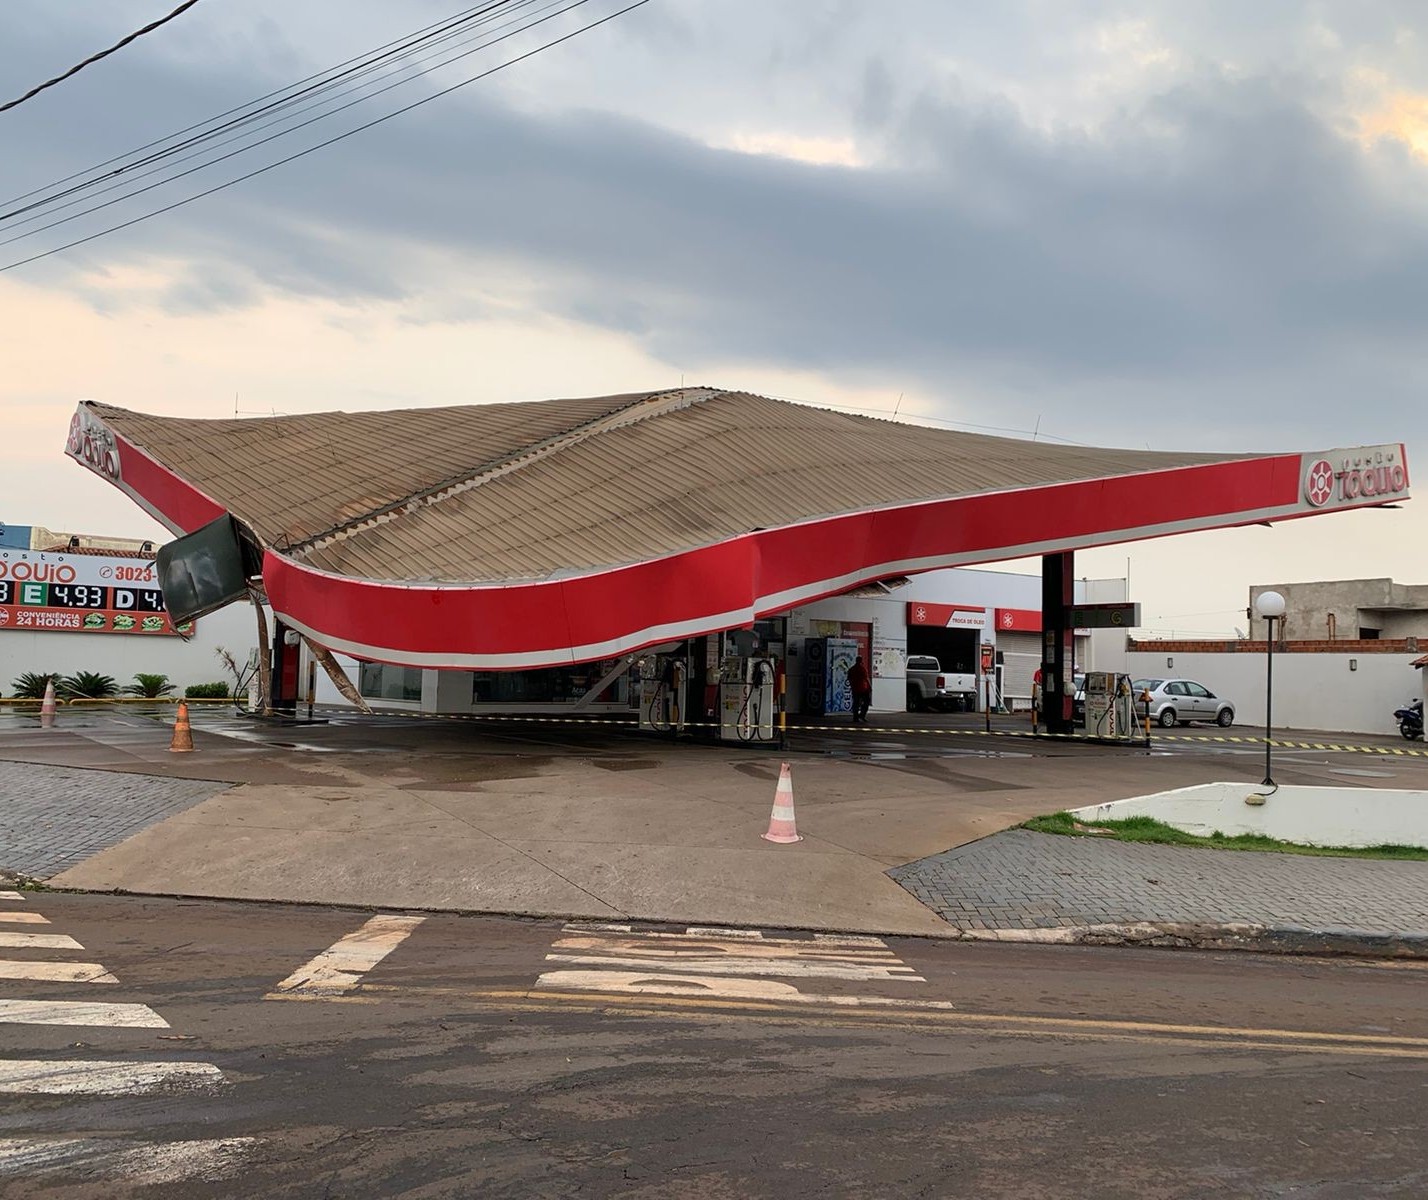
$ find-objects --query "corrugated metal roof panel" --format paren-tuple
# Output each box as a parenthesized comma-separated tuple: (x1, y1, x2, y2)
(95, 388, 1242, 585)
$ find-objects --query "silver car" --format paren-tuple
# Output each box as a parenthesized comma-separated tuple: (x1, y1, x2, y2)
(1132, 678, 1235, 728)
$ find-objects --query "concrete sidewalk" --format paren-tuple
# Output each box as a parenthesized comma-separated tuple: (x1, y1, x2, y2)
(4, 708, 1428, 949)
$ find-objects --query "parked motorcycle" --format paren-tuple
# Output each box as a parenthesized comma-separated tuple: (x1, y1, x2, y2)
(1395, 699, 1424, 741)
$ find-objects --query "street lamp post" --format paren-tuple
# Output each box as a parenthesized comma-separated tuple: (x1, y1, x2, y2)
(1254, 590, 1287, 787)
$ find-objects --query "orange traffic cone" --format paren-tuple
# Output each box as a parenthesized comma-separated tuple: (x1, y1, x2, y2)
(39, 679, 57, 729)
(761, 762, 802, 843)
(169, 700, 195, 753)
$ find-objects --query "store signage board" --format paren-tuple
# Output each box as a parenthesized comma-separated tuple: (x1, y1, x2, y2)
(1066, 603, 1141, 629)
(0, 549, 191, 636)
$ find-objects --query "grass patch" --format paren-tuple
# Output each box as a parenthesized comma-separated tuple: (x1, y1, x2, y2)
(1021, 811, 1428, 861)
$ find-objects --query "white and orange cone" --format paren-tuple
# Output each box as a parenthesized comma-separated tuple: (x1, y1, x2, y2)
(39, 679, 57, 729)
(761, 762, 802, 843)
(169, 700, 195, 753)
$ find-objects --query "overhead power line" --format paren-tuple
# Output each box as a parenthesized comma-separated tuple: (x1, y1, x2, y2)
(0, 0, 652, 273)
(1, 0, 205, 115)
(0, 0, 535, 221)
(0, 0, 564, 240)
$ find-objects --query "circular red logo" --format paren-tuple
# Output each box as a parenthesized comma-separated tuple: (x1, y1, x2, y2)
(1304, 459, 1335, 506)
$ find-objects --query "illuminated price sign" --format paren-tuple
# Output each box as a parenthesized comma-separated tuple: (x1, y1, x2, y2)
(0, 550, 191, 636)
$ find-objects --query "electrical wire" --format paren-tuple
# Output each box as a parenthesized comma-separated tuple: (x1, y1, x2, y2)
(1, 0, 205, 114)
(0, 1, 513, 214)
(0, 0, 567, 244)
(0, 0, 548, 229)
(0, 0, 651, 273)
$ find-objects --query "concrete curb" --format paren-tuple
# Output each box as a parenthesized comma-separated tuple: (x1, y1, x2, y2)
(946, 920, 1428, 959)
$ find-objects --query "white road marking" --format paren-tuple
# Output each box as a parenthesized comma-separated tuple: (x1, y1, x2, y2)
(0, 1137, 255, 1183)
(535, 970, 956, 1010)
(0, 1000, 168, 1028)
(267, 913, 426, 997)
(0, 913, 48, 925)
(560, 925, 898, 950)
(684, 926, 765, 939)
(544, 952, 924, 982)
(0, 1060, 224, 1095)
(0, 931, 84, 950)
(554, 935, 898, 961)
(0, 961, 116, 984)
(0, 892, 23, 901)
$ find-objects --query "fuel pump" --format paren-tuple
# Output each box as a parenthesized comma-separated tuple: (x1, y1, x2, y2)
(719, 654, 778, 743)
(1083, 671, 1138, 741)
(638, 654, 688, 734)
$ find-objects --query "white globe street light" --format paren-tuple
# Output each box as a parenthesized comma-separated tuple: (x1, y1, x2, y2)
(1254, 590, 1287, 787)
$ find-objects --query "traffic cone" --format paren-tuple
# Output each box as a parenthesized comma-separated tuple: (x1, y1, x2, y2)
(39, 679, 57, 729)
(169, 700, 195, 753)
(761, 762, 802, 843)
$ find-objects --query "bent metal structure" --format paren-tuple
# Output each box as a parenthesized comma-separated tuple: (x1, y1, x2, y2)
(65, 387, 1410, 693)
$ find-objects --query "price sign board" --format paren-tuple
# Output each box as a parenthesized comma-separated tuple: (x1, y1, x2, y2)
(0, 549, 192, 636)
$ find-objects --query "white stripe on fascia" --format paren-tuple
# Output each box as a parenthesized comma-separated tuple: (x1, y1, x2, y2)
(543, 953, 923, 982)
(0, 1137, 255, 1184)
(0, 1000, 168, 1027)
(0, 961, 117, 983)
(266, 913, 425, 997)
(273, 498, 1319, 670)
(534, 970, 955, 1009)
(0, 913, 49, 924)
(0, 1060, 223, 1095)
(0, 932, 84, 950)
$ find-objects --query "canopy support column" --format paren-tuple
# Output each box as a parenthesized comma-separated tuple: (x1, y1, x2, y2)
(1041, 552, 1076, 735)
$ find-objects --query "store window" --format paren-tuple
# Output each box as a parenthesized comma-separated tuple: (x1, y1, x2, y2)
(471, 659, 630, 705)
(358, 662, 423, 702)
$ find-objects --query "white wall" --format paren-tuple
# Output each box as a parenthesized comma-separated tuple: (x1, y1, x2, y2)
(1125, 649, 1422, 735)
(0, 600, 259, 696)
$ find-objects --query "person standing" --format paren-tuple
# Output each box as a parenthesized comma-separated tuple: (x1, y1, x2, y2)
(848, 655, 872, 723)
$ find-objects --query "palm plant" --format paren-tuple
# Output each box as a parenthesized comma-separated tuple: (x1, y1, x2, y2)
(124, 672, 176, 698)
(58, 671, 120, 699)
(11, 671, 58, 699)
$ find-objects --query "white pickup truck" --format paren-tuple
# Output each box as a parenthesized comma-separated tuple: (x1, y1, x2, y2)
(905, 655, 978, 712)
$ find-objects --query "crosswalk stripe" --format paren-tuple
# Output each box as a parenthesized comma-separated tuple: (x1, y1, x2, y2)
(0, 893, 23, 901)
(535, 969, 957, 1008)
(561, 924, 893, 950)
(0, 1000, 168, 1028)
(553, 936, 898, 961)
(0, 913, 49, 925)
(0, 1060, 224, 1096)
(544, 952, 924, 982)
(0, 931, 84, 950)
(267, 913, 425, 998)
(0, 1137, 255, 1183)
(0, 961, 117, 984)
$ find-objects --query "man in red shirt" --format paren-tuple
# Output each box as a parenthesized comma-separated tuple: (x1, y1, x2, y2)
(848, 656, 872, 723)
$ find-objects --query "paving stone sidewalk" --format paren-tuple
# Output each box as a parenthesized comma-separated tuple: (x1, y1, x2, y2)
(0, 761, 228, 879)
(890, 829, 1428, 938)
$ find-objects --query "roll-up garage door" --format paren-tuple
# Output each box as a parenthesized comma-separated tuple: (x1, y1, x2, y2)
(997, 631, 1041, 710)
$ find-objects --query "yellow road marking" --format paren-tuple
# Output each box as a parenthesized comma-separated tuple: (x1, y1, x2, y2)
(345, 983, 1428, 1057)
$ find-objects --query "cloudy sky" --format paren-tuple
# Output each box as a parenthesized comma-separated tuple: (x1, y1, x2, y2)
(3, 0, 1423, 636)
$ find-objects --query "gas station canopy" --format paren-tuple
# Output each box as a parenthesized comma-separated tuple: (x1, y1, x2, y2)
(65, 388, 1410, 668)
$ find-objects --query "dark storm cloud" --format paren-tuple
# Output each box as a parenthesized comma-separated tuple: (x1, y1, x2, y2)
(4, 4, 1427, 447)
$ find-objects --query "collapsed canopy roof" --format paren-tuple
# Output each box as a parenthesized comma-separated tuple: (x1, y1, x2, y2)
(66, 388, 1410, 668)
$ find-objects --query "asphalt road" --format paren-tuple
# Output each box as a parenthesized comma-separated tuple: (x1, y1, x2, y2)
(1, 894, 1425, 1198)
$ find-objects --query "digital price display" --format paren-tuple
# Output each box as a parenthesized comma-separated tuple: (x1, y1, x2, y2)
(47, 584, 109, 609)
(0, 549, 192, 636)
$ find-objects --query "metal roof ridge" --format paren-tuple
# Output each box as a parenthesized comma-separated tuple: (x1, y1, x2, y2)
(286, 386, 726, 557)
